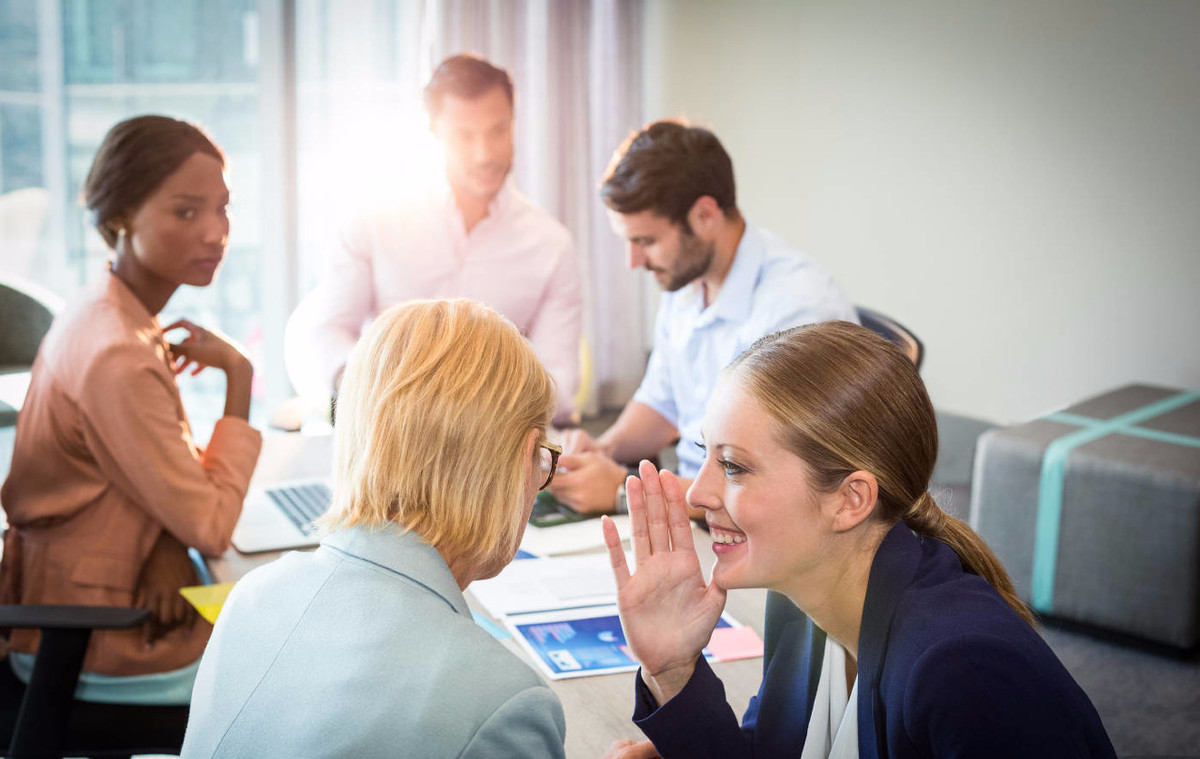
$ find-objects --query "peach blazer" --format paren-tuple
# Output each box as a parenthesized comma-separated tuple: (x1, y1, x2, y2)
(0, 273, 261, 675)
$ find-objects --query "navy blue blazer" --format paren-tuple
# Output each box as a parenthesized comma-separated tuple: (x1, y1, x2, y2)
(633, 522, 1117, 758)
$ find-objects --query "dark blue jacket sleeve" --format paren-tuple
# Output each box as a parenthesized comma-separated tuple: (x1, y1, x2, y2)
(632, 591, 822, 759)
(633, 658, 757, 758)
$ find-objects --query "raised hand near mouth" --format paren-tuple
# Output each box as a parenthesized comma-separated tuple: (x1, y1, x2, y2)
(601, 460, 727, 707)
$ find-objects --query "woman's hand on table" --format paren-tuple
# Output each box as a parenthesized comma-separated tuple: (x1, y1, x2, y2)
(601, 461, 726, 706)
(603, 738, 661, 758)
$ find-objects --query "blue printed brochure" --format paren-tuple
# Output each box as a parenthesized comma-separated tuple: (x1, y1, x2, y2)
(505, 604, 738, 680)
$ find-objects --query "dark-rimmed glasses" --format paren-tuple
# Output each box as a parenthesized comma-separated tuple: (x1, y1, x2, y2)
(538, 441, 562, 491)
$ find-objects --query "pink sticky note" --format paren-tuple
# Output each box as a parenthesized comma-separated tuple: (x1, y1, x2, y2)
(706, 625, 765, 662)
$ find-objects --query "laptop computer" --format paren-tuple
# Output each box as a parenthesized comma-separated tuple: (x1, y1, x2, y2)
(231, 478, 332, 553)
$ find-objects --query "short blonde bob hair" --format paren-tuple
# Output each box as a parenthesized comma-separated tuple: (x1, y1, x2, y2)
(324, 299, 554, 577)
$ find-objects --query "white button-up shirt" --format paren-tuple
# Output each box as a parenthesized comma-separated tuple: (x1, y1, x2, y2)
(285, 181, 582, 417)
(632, 223, 858, 477)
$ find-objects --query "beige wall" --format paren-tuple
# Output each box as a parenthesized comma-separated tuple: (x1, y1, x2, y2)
(643, 0, 1200, 422)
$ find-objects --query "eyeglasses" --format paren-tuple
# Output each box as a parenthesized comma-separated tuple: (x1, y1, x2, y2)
(537, 440, 562, 491)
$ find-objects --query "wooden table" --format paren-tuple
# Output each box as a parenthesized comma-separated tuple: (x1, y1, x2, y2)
(210, 432, 767, 759)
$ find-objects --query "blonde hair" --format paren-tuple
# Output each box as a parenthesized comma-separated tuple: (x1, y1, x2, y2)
(730, 321, 1034, 626)
(324, 299, 554, 579)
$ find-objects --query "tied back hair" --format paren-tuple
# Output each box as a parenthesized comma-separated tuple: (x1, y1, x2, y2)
(730, 321, 1033, 626)
(83, 115, 224, 248)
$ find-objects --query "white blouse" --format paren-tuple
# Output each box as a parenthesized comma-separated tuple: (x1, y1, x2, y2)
(800, 637, 859, 759)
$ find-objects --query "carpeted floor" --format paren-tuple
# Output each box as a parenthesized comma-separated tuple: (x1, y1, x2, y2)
(933, 412, 1200, 757)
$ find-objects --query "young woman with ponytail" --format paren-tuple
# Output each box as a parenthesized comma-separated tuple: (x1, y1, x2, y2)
(601, 321, 1115, 759)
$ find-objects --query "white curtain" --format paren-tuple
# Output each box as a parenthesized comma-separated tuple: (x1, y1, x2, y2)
(422, 0, 649, 411)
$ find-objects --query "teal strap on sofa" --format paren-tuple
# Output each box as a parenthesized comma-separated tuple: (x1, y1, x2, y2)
(1032, 391, 1200, 612)
(1047, 412, 1200, 451)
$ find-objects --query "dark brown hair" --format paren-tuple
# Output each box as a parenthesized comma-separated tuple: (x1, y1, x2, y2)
(83, 115, 224, 248)
(730, 321, 1034, 626)
(423, 54, 514, 119)
(600, 119, 738, 228)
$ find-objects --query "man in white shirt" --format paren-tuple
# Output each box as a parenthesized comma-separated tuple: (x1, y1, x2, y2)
(549, 120, 857, 515)
(285, 55, 582, 420)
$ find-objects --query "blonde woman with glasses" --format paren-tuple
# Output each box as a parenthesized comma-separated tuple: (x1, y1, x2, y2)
(182, 299, 566, 758)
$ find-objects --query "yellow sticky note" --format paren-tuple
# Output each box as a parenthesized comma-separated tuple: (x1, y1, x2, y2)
(179, 582, 236, 625)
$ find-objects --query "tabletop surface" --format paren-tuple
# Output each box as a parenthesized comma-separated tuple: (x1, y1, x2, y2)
(210, 431, 768, 759)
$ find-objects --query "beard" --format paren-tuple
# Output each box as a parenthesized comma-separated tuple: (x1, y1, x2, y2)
(656, 227, 716, 292)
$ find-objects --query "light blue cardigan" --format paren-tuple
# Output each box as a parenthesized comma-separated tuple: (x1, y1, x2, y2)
(182, 525, 566, 758)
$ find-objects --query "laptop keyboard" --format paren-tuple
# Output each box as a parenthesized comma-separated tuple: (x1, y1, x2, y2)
(265, 483, 331, 536)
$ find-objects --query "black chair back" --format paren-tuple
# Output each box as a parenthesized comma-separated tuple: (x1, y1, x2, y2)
(0, 277, 60, 369)
(855, 306, 924, 370)
(0, 604, 188, 758)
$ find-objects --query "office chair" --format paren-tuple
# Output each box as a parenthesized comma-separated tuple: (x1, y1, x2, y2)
(0, 276, 62, 427)
(855, 306, 924, 370)
(0, 604, 189, 758)
(0, 276, 60, 367)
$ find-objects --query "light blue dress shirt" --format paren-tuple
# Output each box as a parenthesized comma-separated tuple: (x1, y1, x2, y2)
(632, 223, 857, 477)
(182, 525, 566, 758)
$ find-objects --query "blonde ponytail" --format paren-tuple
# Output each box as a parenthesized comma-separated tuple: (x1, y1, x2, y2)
(904, 492, 1034, 626)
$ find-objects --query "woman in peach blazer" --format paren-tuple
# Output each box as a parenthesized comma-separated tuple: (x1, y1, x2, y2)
(0, 115, 261, 703)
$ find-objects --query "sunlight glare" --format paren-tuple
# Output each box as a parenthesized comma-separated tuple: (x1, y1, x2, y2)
(302, 96, 445, 227)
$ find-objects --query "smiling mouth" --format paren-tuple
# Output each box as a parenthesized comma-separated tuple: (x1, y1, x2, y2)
(710, 527, 746, 545)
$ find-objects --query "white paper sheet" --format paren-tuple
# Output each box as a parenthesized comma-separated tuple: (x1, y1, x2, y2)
(519, 514, 630, 556)
(469, 552, 631, 618)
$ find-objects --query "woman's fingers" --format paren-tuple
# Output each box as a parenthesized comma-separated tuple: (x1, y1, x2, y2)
(142, 589, 164, 631)
(601, 515, 631, 589)
(626, 464, 695, 560)
(163, 318, 198, 335)
(168, 331, 218, 377)
(660, 469, 695, 553)
(168, 594, 191, 627)
(172, 355, 195, 376)
(626, 475, 651, 562)
(638, 460, 671, 553)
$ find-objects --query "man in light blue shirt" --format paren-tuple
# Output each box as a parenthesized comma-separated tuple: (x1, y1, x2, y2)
(549, 120, 857, 515)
